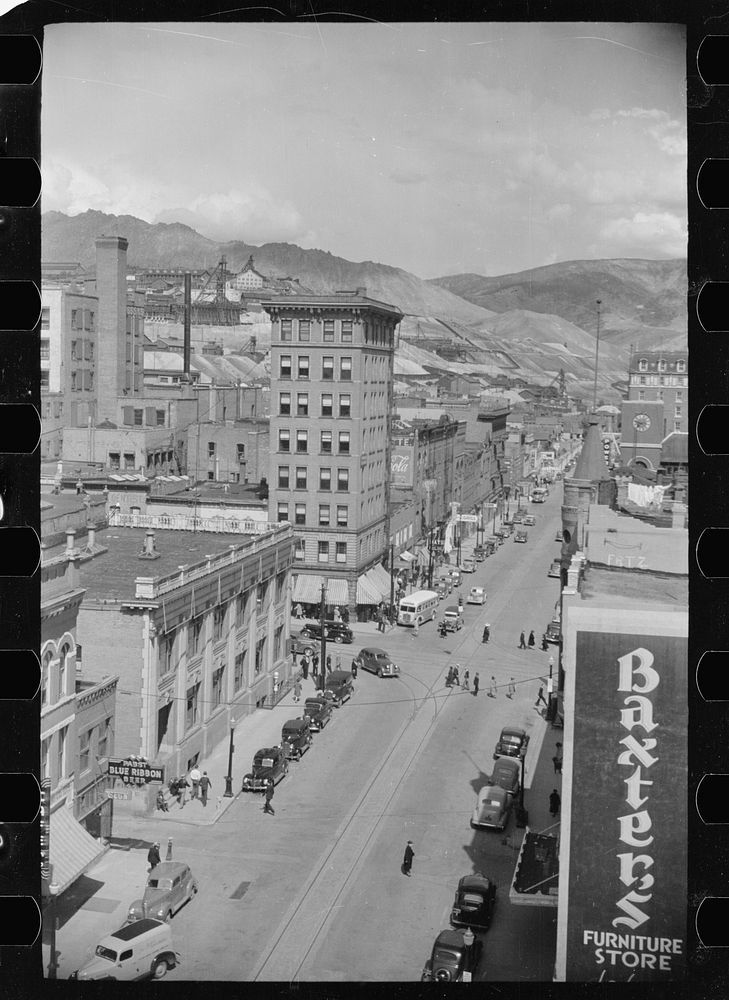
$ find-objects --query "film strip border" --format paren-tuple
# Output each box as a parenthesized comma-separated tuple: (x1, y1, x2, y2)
(0, 30, 44, 987)
(691, 28, 729, 989)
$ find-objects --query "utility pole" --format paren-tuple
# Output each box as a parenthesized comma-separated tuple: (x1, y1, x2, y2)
(389, 541, 395, 623)
(319, 581, 327, 692)
(592, 299, 602, 412)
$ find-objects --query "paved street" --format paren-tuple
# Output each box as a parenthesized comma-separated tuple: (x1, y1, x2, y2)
(48, 490, 565, 981)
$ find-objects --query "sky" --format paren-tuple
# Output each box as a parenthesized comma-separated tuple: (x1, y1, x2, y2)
(41, 21, 686, 279)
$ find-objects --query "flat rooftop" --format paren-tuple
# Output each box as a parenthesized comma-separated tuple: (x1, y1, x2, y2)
(585, 503, 688, 576)
(79, 526, 250, 601)
(580, 565, 688, 608)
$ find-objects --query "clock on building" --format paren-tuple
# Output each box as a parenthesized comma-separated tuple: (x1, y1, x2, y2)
(632, 413, 651, 432)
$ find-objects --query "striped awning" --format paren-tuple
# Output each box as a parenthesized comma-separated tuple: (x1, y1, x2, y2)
(356, 574, 381, 605)
(356, 564, 393, 604)
(397, 550, 415, 563)
(50, 806, 106, 895)
(291, 574, 349, 605)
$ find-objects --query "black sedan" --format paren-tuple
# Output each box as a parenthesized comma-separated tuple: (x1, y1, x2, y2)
(421, 929, 483, 982)
(493, 726, 529, 761)
(450, 874, 497, 931)
(300, 621, 354, 644)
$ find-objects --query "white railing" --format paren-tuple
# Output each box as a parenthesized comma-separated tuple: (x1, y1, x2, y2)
(109, 509, 274, 535)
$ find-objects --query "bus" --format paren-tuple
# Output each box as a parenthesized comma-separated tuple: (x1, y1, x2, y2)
(397, 590, 440, 627)
(530, 486, 549, 503)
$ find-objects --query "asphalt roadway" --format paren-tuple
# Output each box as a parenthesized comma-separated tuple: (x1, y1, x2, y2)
(47, 490, 565, 982)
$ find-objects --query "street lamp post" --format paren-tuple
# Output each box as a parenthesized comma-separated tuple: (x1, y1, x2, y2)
(462, 926, 475, 981)
(47, 881, 59, 979)
(224, 717, 235, 797)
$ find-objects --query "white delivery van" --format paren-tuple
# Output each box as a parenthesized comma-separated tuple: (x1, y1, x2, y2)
(72, 918, 180, 981)
(398, 590, 440, 626)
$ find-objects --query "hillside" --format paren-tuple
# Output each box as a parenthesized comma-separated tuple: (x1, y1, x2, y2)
(41, 211, 495, 327)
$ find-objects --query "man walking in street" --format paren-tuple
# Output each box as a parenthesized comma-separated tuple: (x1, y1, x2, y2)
(402, 840, 415, 877)
(473, 672, 480, 696)
(300, 655, 309, 681)
(263, 778, 275, 815)
(552, 755, 562, 774)
(535, 686, 548, 708)
(549, 789, 561, 817)
(312, 654, 319, 679)
(189, 765, 201, 800)
(199, 771, 211, 806)
(147, 842, 161, 872)
(528, 630, 535, 650)
(488, 675, 497, 698)
(507, 677, 516, 699)
(461, 668, 470, 691)
(519, 631, 527, 649)
(452, 665, 460, 688)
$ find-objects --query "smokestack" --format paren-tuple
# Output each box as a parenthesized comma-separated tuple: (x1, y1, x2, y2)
(65, 529, 76, 556)
(183, 272, 192, 377)
(86, 525, 96, 551)
(144, 529, 156, 556)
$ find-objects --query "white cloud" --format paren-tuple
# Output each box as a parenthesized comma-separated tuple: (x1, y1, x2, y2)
(157, 188, 306, 244)
(546, 203, 573, 221)
(600, 211, 686, 256)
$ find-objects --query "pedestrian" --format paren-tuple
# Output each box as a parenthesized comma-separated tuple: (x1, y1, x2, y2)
(473, 672, 480, 696)
(147, 842, 161, 871)
(548, 655, 555, 673)
(507, 677, 516, 699)
(326, 654, 332, 673)
(541, 635, 549, 651)
(189, 765, 201, 800)
(457, 593, 464, 614)
(312, 654, 319, 678)
(488, 675, 497, 698)
(341, 606, 350, 624)
(482, 624, 490, 643)
(263, 778, 275, 815)
(351, 657, 359, 679)
(333, 605, 341, 622)
(528, 630, 535, 650)
(461, 668, 470, 691)
(300, 655, 309, 681)
(156, 789, 169, 812)
(199, 771, 211, 806)
(295, 602, 303, 620)
(176, 774, 189, 808)
(549, 789, 561, 817)
(452, 665, 460, 687)
(552, 755, 563, 774)
(535, 686, 548, 708)
(412, 621, 419, 638)
(519, 631, 527, 649)
(293, 677, 302, 702)
(402, 840, 415, 877)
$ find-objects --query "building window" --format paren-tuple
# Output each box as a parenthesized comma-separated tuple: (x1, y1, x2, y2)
(97, 717, 112, 759)
(319, 504, 330, 526)
(298, 319, 311, 342)
(637, 390, 645, 401)
(323, 356, 334, 380)
(41, 307, 50, 330)
(676, 391, 683, 401)
(278, 429, 291, 453)
(298, 355, 310, 379)
(131, 409, 142, 426)
(340, 357, 352, 380)
(58, 643, 71, 697)
(212, 664, 225, 708)
(234, 649, 246, 691)
(70, 371, 78, 391)
(190, 616, 203, 657)
(295, 503, 306, 525)
(71, 340, 78, 361)
(296, 429, 308, 453)
(339, 394, 351, 417)
(254, 636, 266, 675)
(341, 320, 353, 343)
(279, 392, 291, 415)
(638, 359, 647, 371)
(57, 725, 68, 779)
(237, 443, 245, 463)
(337, 505, 348, 527)
(186, 683, 200, 730)
(674, 419, 681, 431)
(294, 538, 305, 561)
(41, 651, 51, 707)
(658, 359, 667, 372)
(321, 430, 333, 454)
(656, 391, 664, 400)
(337, 468, 349, 492)
(156, 409, 165, 426)
(236, 591, 250, 627)
(79, 728, 93, 773)
(121, 452, 134, 470)
(280, 355, 292, 379)
(41, 737, 51, 780)
(161, 633, 174, 674)
(677, 359, 686, 372)
(278, 465, 290, 489)
(638, 376, 646, 385)
(274, 624, 284, 660)
(323, 319, 335, 342)
(338, 431, 350, 455)
(109, 452, 121, 470)
(297, 393, 309, 416)
(296, 466, 307, 489)
(213, 604, 226, 642)
(320, 467, 332, 491)
(321, 393, 333, 417)
(280, 318, 292, 342)
(675, 405, 682, 416)
(208, 442, 216, 458)
(40, 339, 50, 360)
(276, 502, 288, 524)
(318, 540, 329, 563)
(336, 541, 347, 563)
(41, 371, 50, 389)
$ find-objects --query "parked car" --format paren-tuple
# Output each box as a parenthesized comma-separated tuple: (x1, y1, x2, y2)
(493, 726, 530, 760)
(241, 746, 289, 791)
(303, 696, 332, 731)
(127, 863, 197, 924)
(72, 918, 180, 981)
(289, 632, 316, 657)
(450, 873, 497, 931)
(442, 606, 464, 631)
(421, 928, 484, 982)
(437, 580, 450, 600)
(473, 546, 486, 562)
(487, 534, 503, 548)
(548, 559, 561, 579)
(512, 510, 525, 524)
(471, 785, 513, 830)
(354, 646, 400, 677)
(447, 569, 462, 587)
(460, 557, 476, 574)
(299, 621, 354, 644)
(514, 530, 528, 543)
(323, 669, 354, 706)
(467, 586, 487, 605)
(523, 514, 536, 526)
(489, 757, 521, 797)
(281, 718, 312, 759)
(545, 620, 562, 644)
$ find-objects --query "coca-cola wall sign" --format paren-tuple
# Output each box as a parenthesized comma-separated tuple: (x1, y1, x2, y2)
(391, 446, 414, 487)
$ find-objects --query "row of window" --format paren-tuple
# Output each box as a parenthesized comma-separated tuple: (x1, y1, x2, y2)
(284, 535, 348, 563)
(636, 359, 686, 373)
(278, 465, 351, 492)
(279, 318, 353, 343)
(279, 391, 351, 417)
(70, 370, 94, 391)
(278, 429, 354, 457)
(71, 338, 95, 362)
(208, 442, 246, 461)
(278, 501, 349, 527)
(122, 407, 167, 427)
(279, 355, 352, 381)
(634, 375, 687, 387)
(71, 307, 95, 331)
(78, 717, 113, 773)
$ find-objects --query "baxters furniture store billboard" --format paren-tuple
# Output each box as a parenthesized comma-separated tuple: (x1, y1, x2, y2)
(556, 607, 687, 982)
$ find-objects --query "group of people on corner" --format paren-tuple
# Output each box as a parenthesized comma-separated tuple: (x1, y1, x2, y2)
(445, 664, 481, 696)
(161, 766, 212, 811)
(293, 602, 350, 623)
(297, 651, 336, 682)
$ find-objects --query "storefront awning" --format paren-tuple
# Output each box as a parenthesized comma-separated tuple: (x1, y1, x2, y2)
(356, 574, 381, 605)
(397, 550, 415, 562)
(368, 563, 393, 597)
(292, 574, 349, 606)
(50, 806, 106, 895)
